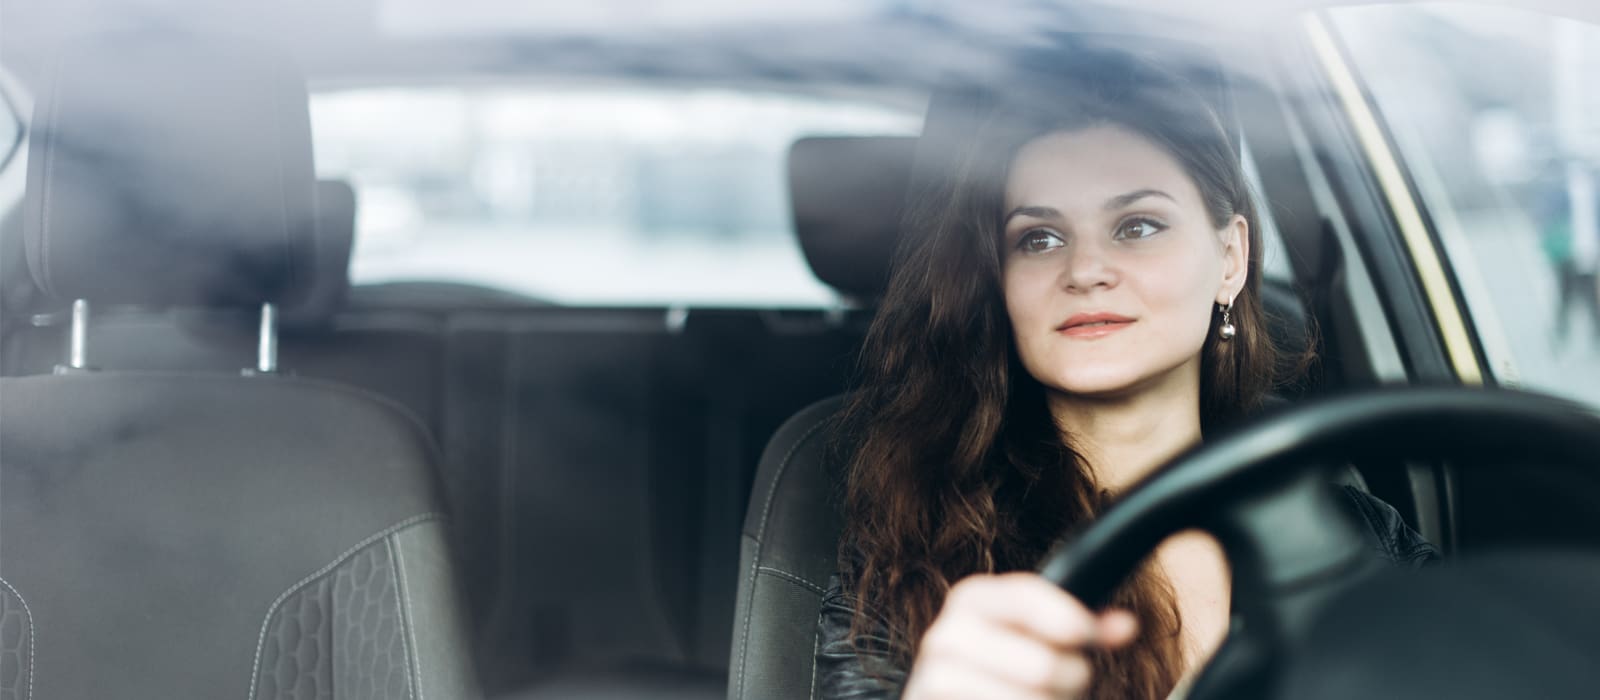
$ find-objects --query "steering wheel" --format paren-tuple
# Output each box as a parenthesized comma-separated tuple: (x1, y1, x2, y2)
(1035, 386, 1600, 699)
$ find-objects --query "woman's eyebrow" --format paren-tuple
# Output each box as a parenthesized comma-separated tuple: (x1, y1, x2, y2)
(1003, 205, 1060, 224)
(1104, 188, 1176, 210)
(1004, 190, 1175, 224)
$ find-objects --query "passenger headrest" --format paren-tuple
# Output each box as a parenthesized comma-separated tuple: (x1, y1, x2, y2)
(789, 136, 916, 300)
(22, 32, 317, 309)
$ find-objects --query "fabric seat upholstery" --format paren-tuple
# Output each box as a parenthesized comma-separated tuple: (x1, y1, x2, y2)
(727, 397, 847, 700)
(1, 375, 477, 699)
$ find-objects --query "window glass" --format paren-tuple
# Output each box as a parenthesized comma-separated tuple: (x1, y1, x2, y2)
(311, 87, 922, 307)
(1331, 4, 1600, 406)
(1242, 138, 1293, 283)
(0, 89, 20, 168)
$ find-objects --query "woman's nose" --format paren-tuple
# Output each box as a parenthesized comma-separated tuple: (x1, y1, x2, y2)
(1059, 240, 1118, 292)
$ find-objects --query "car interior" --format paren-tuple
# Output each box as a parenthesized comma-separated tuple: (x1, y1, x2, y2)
(2, 2, 1598, 700)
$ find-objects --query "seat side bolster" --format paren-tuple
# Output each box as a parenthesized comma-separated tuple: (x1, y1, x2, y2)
(390, 519, 484, 700)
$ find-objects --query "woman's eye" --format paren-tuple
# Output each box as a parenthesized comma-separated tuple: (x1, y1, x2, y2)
(1115, 218, 1167, 240)
(1018, 230, 1065, 253)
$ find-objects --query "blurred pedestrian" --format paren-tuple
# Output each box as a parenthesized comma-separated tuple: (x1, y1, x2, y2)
(1539, 161, 1600, 350)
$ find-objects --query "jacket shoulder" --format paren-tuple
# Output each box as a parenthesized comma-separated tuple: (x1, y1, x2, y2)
(1335, 485, 1441, 567)
(816, 574, 908, 699)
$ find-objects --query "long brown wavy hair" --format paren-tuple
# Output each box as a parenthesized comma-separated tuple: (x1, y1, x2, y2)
(837, 48, 1290, 698)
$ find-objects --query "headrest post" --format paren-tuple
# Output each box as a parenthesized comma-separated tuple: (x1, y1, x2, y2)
(256, 303, 279, 374)
(68, 299, 90, 370)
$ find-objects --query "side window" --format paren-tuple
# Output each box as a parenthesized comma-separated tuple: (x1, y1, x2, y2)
(1330, 5, 1600, 408)
(1241, 138, 1294, 283)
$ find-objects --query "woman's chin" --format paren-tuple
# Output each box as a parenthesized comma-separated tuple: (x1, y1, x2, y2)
(1046, 371, 1149, 401)
(1035, 353, 1202, 404)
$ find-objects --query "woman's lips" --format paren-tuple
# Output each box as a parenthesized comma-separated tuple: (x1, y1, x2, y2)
(1057, 313, 1135, 338)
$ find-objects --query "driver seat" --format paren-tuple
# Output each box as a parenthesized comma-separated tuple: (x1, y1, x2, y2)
(726, 395, 850, 700)
(726, 127, 922, 699)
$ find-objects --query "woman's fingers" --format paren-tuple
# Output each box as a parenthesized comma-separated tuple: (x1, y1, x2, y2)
(905, 659, 1089, 700)
(902, 572, 1142, 699)
(1095, 609, 1140, 649)
(921, 604, 1094, 693)
(941, 572, 1109, 649)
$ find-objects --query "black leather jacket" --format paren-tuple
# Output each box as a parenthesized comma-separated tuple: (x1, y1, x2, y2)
(815, 485, 1440, 699)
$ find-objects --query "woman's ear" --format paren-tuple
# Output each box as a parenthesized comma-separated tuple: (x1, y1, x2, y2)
(1217, 214, 1249, 304)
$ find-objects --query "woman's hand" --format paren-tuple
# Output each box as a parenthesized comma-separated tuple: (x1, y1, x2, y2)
(900, 572, 1139, 699)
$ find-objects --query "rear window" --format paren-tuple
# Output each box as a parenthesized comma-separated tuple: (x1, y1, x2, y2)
(310, 86, 922, 307)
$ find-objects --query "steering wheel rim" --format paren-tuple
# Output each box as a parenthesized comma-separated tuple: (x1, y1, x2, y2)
(1036, 386, 1600, 698)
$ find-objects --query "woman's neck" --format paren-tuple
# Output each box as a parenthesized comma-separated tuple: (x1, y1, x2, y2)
(1046, 374, 1203, 493)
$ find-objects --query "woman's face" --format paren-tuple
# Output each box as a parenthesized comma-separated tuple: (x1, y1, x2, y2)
(1001, 125, 1248, 401)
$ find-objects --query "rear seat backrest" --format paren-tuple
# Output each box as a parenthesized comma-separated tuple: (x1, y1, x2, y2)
(443, 313, 690, 682)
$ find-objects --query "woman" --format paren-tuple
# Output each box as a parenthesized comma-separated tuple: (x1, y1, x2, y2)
(816, 49, 1437, 699)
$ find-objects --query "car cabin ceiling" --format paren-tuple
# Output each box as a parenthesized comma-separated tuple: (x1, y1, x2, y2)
(1, 0, 1327, 93)
(9, 0, 1600, 88)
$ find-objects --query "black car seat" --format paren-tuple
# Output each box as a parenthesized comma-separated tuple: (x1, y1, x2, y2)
(0, 34, 480, 699)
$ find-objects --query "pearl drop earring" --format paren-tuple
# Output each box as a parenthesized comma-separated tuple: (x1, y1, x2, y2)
(1219, 301, 1236, 341)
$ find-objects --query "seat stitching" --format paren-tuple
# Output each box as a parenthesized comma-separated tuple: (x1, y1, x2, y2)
(384, 537, 418, 700)
(735, 413, 833, 699)
(0, 577, 35, 700)
(757, 567, 827, 597)
(247, 512, 444, 700)
(389, 532, 424, 700)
